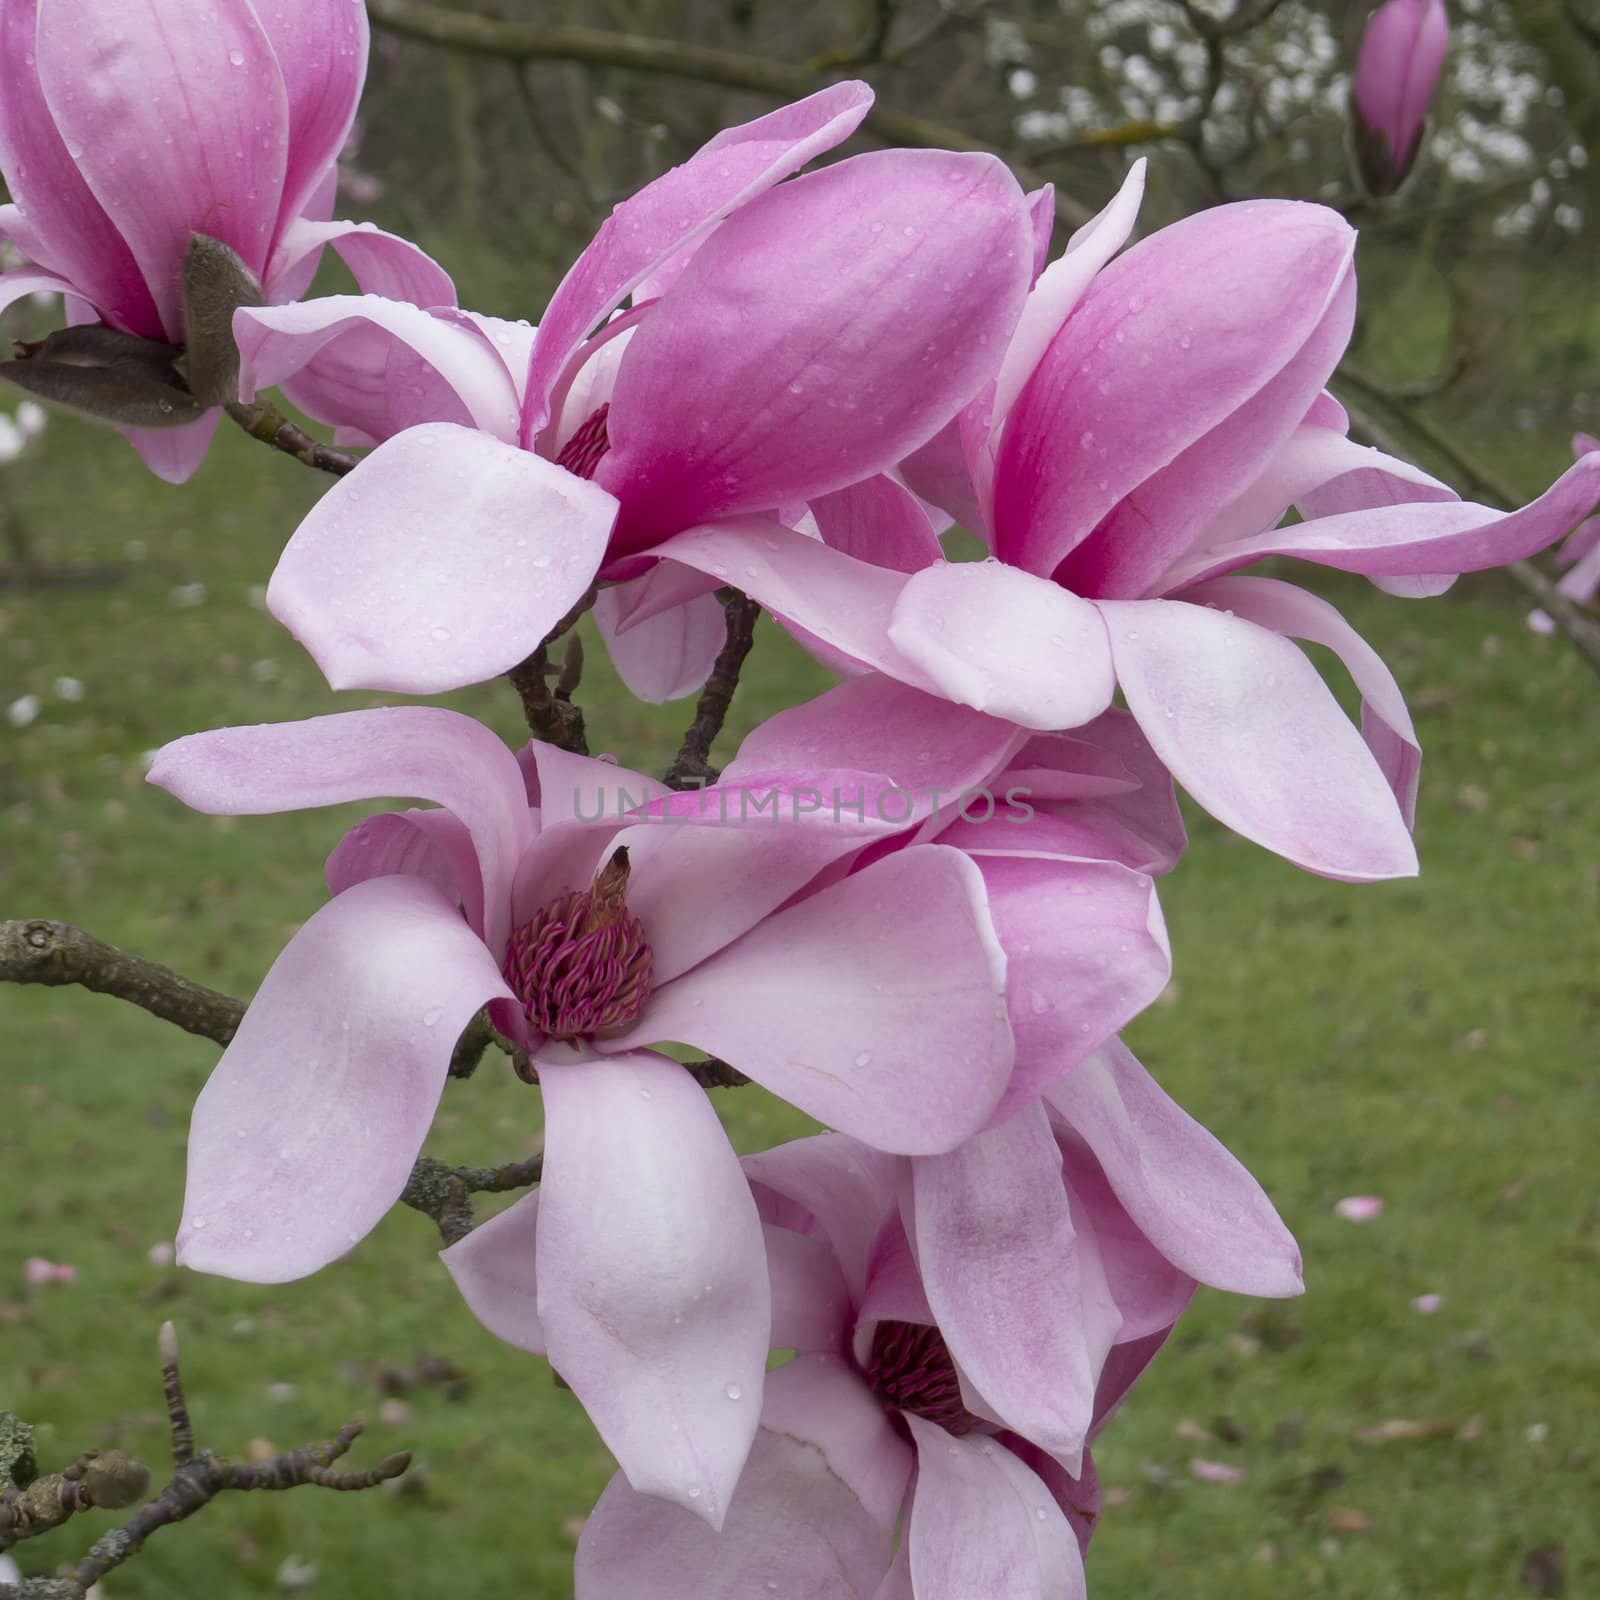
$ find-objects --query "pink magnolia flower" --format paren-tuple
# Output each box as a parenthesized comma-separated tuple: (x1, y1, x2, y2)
(448, 1055, 1296, 1597)
(148, 706, 1018, 1525)
(651, 168, 1600, 883)
(1350, 0, 1450, 196)
(0, 0, 451, 481)
(246, 84, 1036, 701)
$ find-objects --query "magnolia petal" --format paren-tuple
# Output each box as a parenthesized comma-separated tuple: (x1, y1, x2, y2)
(1100, 598, 1417, 881)
(994, 201, 1356, 580)
(575, 1355, 907, 1599)
(536, 1052, 768, 1527)
(913, 1104, 1120, 1466)
(235, 296, 521, 443)
(119, 409, 221, 486)
(147, 705, 532, 957)
(36, 0, 288, 338)
(593, 584, 725, 703)
(522, 82, 874, 443)
(1189, 453, 1600, 580)
(266, 214, 456, 309)
(440, 1189, 546, 1355)
(812, 474, 944, 574)
(253, 0, 368, 237)
(600, 150, 1032, 546)
(0, 4, 161, 335)
(743, 1135, 901, 1307)
(1048, 1039, 1301, 1298)
(178, 876, 512, 1283)
(888, 561, 1115, 731)
(906, 1416, 1088, 1600)
(640, 846, 1012, 1155)
(0, 267, 78, 320)
(325, 807, 483, 936)
(765, 1225, 853, 1356)
(933, 852, 1170, 1119)
(267, 423, 617, 694)
(1184, 574, 1421, 826)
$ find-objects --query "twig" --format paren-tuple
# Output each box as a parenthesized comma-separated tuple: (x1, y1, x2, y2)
(363, 0, 1093, 227)
(0, 919, 244, 1046)
(0, 1327, 408, 1599)
(663, 592, 760, 790)
(506, 585, 598, 751)
(224, 399, 360, 478)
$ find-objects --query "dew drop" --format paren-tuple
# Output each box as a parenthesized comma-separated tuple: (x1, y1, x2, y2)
(685, 1484, 701, 1500)
(724, 1382, 742, 1401)
(228, 47, 246, 66)
(1034, 1505, 1049, 1521)
(853, 1051, 872, 1067)
(190, 1216, 207, 1231)
(430, 625, 451, 641)
(421, 1006, 443, 1027)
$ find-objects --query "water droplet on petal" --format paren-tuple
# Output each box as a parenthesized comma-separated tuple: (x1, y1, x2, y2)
(430, 625, 451, 641)
(421, 1006, 442, 1027)
(228, 47, 246, 66)
(853, 1051, 872, 1067)
(724, 1382, 742, 1401)
(190, 1216, 207, 1230)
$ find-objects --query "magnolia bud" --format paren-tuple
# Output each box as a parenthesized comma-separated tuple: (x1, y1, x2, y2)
(1349, 0, 1449, 197)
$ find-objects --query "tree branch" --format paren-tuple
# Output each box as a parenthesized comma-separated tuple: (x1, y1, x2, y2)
(663, 591, 760, 790)
(224, 399, 360, 478)
(363, 0, 1092, 226)
(0, 1326, 408, 1599)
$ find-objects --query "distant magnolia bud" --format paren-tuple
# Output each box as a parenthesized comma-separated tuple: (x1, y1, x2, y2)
(1349, 0, 1449, 197)
(81, 1450, 152, 1509)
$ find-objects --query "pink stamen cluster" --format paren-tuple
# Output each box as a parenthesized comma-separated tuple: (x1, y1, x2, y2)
(555, 403, 612, 482)
(865, 1318, 981, 1436)
(502, 848, 653, 1042)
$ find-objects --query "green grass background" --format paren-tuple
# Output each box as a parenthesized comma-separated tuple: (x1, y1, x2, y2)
(1, 410, 1596, 1598)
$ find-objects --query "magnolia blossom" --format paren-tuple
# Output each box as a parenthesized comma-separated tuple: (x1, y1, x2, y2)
(648, 167, 1600, 884)
(1350, 0, 1450, 196)
(448, 1063, 1296, 1599)
(1530, 432, 1600, 632)
(245, 83, 1036, 701)
(0, 0, 450, 480)
(149, 706, 1028, 1525)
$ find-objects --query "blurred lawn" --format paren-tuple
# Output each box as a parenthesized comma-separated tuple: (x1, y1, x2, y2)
(1, 413, 1596, 1598)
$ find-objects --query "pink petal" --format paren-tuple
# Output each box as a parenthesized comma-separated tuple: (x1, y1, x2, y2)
(913, 1104, 1121, 1467)
(888, 561, 1116, 731)
(234, 296, 522, 443)
(812, 474, 945, 573)
(599, 150, 1033, 546)
(1412, 1292, 1443, 1314)
(147, 706, 533, 957)
(639, 846, 1012, 1154)
(252, 0, 369, 239)
(325, 807, 483, 938)
(266, 423, 618, 694)
(119, 410, 222, 486)
(0, 2, 160, 335)
(1334, 1194, 1384, 1222)
(722, 673, 1024, 831)
(1099, 598, 1418, 881)
(439, 1188, 546, 1355)
(905, 1416, 1088, 1600)
(0, 266, 79, 319)
(924, 852, 1169, 1120)
(1187, 453, 1600, 581)
(36, 0, 288, 338)
(994, 201, 1356, 581)
(535, 1051, 768, 1526)
(1353, 0, 1449, 172)
(592, 584, 725, 704)
(177, 876, 513, 1283)
(742, 1135, 900, 1307)
(765, 1225, 853, 1355)
(1046, 1038, 1303, 1298)
(1183, 574, 1421, 826)
(1189, 1458, 1246, 1485)
(522, 82, 874, 443)
(265, 214, 456, 309)
(575, 1355, 908, 1598)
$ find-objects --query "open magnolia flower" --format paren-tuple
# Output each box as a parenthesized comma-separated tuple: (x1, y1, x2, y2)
(148, 705, 1036, 1526)
(447, 1064, 1296, 1599)
(239, 82, 1036, 701)
(0, 0, 449, 480)
(645, 165, 1600, 884)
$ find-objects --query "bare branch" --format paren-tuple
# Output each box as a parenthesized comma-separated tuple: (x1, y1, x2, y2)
(363, 0, 1092, 226)
(506, 586, 598, 751)
(0, 1328, 408, 1599)
(224, 399, 360, 477)
(663, 591, 761, 790)
(0, 919, 244, 1046)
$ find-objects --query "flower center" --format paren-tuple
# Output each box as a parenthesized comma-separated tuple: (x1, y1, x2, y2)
(555, 403, 611, 481)
(865, 1319, 981, 1435)
(502, 847, 653, 1043)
